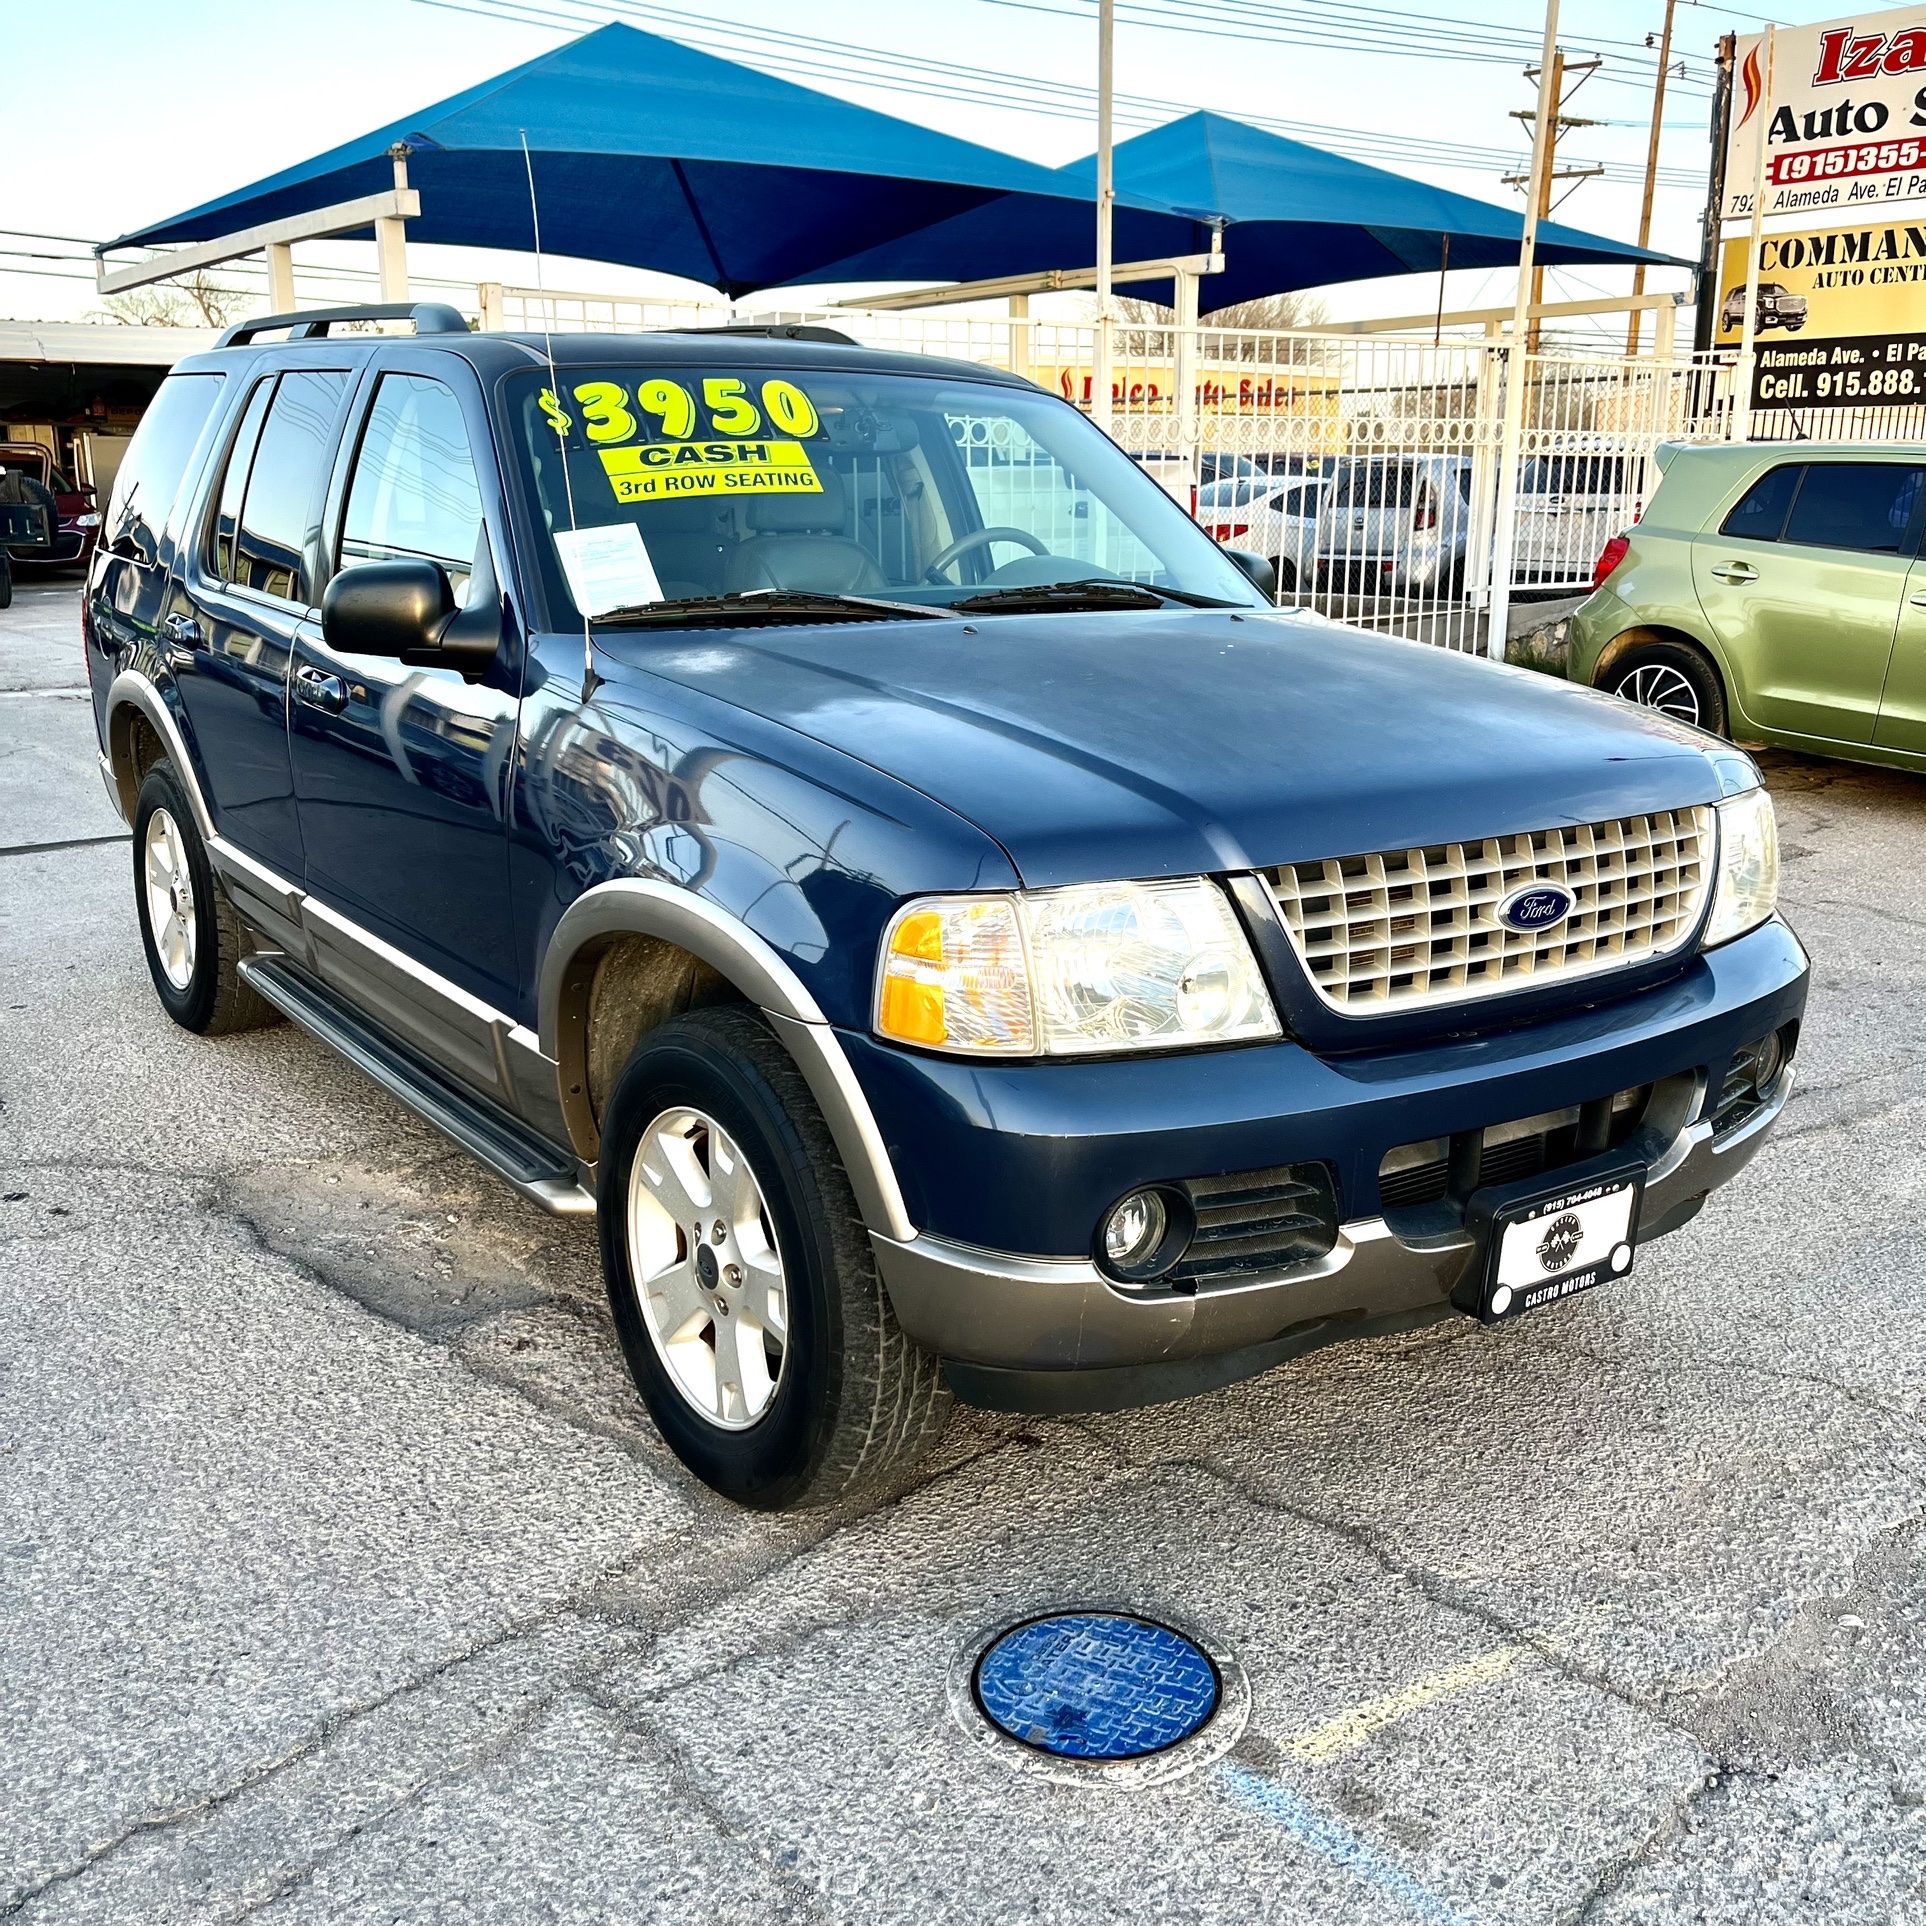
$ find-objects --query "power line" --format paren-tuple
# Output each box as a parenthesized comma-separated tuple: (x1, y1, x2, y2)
(418, 0, 1703, 189)
(978, 0, 1715, 95)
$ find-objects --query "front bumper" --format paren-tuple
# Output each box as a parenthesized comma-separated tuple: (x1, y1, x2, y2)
(860, 916, 1808, 1407)
(10, 530, 92, 567)
(871, 1069, 1786, 1409)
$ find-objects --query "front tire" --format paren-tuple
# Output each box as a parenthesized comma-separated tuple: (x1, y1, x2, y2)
(1604, 640, 1726, 736)
(597, 1007, 950, 1509)
(132, 765, 279, 1034)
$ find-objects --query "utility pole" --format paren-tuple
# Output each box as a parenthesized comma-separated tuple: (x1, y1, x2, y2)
(1506, 53, 1603, 352)
(1627, 0, 1678, 356)
(1091, 0, 1116, 432)
(1487, 0, 1561, 662)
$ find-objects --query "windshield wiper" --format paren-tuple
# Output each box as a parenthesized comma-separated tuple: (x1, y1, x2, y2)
(591, 589, 955, 628)
(949, 579, 1242, 614)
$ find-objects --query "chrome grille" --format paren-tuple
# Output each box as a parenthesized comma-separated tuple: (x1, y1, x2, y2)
(1266, 808, 1714, 1014)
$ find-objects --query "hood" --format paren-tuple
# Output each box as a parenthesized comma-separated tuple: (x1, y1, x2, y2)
(621, 610, 1733, 888)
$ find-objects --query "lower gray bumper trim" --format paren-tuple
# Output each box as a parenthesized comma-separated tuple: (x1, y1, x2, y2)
(870, 1076, 1788, 1380)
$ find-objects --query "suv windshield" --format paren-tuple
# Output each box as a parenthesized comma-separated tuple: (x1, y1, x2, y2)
(503, 363, 1263, 624)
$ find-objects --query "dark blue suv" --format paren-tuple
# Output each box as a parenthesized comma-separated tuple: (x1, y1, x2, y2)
(85, 304, 1808, 1508)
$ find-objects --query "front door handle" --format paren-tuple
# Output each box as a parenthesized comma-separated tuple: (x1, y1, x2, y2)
(1910, 591, 1926, 609)
(162, 612, 204, 649)
(293, 664, 348, 715)
(1709, 561, 1759, 585)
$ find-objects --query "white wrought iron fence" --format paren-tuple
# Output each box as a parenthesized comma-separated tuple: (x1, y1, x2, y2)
(488, 283, 1868, 658)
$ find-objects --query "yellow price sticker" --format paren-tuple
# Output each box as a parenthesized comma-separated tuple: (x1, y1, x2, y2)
(598, 439, 824, 504)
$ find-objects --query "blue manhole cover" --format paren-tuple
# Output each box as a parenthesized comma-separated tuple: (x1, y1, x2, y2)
(972, 1612, 1220, 1761)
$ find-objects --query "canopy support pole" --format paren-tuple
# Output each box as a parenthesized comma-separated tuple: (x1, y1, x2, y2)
(1007, 295, 1031, 379)
(1486, 0, 1560, 663)
(1172, 265, 1200, 494)
(1091, 0, 1116, 432)
(266, 243, 295, 311)
(376, 145, 413, 302)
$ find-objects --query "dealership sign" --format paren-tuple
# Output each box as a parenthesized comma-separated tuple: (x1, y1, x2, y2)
(1715, 221, 1926, 404)
(1722, 8, 1926, 226)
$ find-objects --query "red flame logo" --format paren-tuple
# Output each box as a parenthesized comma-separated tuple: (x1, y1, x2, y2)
(1735, 41, 1764, 130)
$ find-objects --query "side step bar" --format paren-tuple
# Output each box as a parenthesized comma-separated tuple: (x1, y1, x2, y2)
(240, 955, 596, 1217)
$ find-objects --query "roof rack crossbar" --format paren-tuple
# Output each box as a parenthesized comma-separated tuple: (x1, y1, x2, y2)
(216, 302, 471, 348)
(664, 322, 859, 347)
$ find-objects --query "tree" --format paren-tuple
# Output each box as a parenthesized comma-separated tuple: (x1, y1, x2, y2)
(1114, 289, 1333, 362)
(94, 272, 252, 328)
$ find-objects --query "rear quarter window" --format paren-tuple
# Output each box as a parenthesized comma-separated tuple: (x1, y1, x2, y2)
(1719, 463, 1802, 542)
(102, 372, 225, 567)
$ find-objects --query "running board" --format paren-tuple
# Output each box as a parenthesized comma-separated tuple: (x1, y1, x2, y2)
(239, 955, 596, 1217)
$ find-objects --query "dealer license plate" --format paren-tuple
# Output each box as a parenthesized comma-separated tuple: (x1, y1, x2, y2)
(1471, 1169, 1643, 1324)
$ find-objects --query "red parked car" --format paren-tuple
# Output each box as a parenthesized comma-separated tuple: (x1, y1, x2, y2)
(0, 443, 101, 572)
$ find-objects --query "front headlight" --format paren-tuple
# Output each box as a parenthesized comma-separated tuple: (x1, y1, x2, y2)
(875, 878, 1281, 1057)
(1704, 786, 1779, 947)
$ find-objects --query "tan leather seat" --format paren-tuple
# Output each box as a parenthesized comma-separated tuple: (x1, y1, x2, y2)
(722, 469, 885, 595)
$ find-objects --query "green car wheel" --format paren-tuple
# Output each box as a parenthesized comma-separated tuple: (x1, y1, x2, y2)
(1607, 642, 1726, 737)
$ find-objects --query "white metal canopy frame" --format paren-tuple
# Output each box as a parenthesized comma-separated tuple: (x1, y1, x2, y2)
(95, 146, 419, 308)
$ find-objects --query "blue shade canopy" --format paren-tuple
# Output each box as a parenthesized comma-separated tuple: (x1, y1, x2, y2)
(788, 111, 1688, 305)
(104, 23, 1194, 299)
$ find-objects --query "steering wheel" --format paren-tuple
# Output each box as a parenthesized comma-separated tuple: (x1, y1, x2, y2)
(924, 525, 1049, 584)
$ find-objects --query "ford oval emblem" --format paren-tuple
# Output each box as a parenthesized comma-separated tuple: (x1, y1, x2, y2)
(1495, 881, 1576, 934)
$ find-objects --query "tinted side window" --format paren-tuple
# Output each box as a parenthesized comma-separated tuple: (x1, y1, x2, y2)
(207, 378, 274, 584)
(103, 372, 224, 566)
(235, 369, 350, 603)
(1783, 462, 1926, 556)
(1720, 464, 1801, 542)
(340, 374, 484, 590)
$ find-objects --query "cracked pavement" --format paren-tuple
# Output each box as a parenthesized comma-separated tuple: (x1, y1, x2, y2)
(4, 579, 1925, 1923)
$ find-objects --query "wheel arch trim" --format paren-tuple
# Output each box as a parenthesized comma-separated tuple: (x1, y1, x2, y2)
(1593, 624, 1732, 714)
(103, 670, 209, 837)
(538, 879, 914, 1242)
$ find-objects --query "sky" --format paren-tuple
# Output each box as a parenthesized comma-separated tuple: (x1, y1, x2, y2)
(0, 0, 1852, 342)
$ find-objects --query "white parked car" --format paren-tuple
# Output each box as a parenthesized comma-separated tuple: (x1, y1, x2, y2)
(1511, 451, 1647, 589)
(1202, 476, 1328, 595)
(1314, 456, 1472, 598)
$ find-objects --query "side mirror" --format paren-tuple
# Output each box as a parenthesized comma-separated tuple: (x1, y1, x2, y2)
(321, 551, 500, 672)
(1222, 547, 1277, 600)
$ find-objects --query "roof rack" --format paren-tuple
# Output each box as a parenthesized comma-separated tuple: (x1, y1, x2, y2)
(665, 322, 859, 347)
(215, 302, 471, 348)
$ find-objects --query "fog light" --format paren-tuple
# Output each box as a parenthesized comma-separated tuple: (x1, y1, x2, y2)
(1752, 1026, 1786, 1093)
(1098, 1188, 1191, 1283)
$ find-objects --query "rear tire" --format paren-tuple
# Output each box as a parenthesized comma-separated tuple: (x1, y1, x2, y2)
(1604, 640, 1726, 737)
(597, 1006, 950, 1509)
(0, 552, 12, 610)
(132, 765, 279, 1035)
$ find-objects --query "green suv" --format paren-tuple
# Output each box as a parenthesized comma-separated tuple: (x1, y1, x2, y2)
(1569, 443, 1926, 769)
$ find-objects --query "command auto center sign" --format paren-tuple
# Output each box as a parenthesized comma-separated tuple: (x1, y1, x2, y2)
(1720, 7, 1926, 405)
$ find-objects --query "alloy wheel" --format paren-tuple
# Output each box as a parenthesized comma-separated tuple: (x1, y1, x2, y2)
(1614, 663, 1701, 727)
(627, 1106, 789, 1430)
(143, 807, 198, 990)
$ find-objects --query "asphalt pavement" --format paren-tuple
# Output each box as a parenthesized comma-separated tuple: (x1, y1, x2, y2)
(4, 577, 1925, 1924)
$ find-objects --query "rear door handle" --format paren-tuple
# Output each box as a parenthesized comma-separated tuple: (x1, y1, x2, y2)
(1911, 591, 1926, 609)
(1709, 561, 1759, 585)
(162, 612, 203, 649)
(293, 664, 348, 715)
